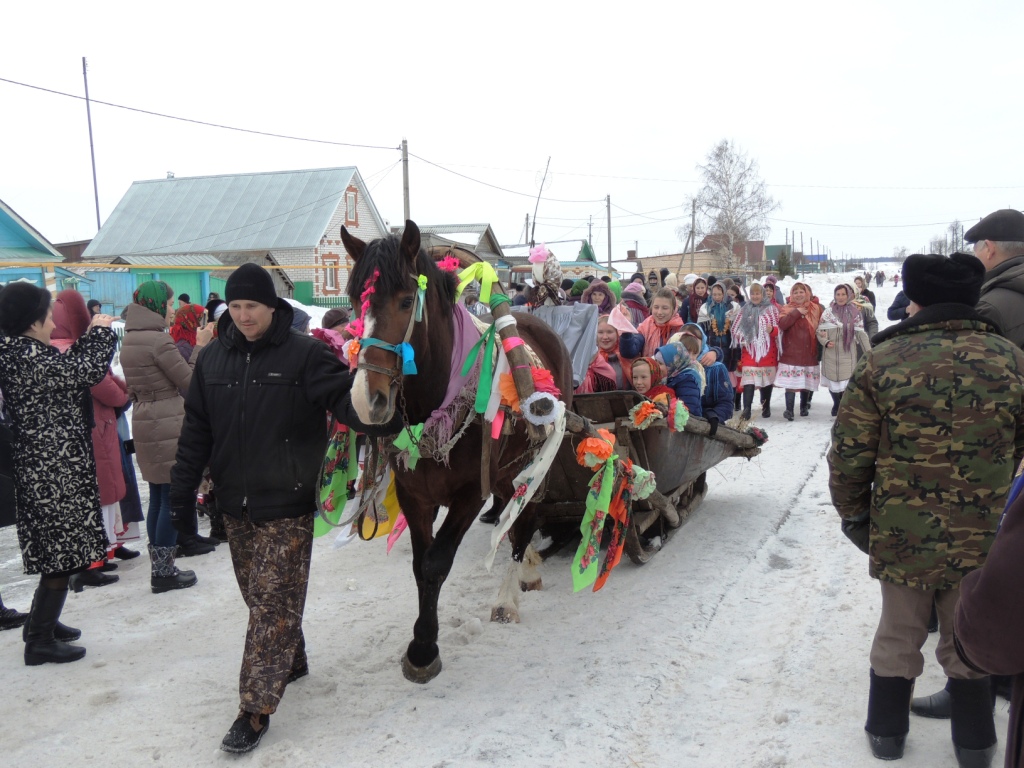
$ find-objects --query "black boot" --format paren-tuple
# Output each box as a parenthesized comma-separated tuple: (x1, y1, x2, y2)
(176, 533, 216, 557)
(112, 545, 140, 560)
(912, 683, 952, 719)
(864, 669, 912, 760)
(734, 390, 742, 411)
(760, 385, 773, 418)
(783, 392, 795, 421)
(831, 391, 843, 417)
(69, 568, 119, 593)
(22, 586, 80, 642)
(740, 385, 755, 421)
(799, 390, 810, 417)
(150, 545, 198, 593)
(24, 584, 86, 666)
(0, 592, 28, 631)
(949, 678, 997, 768)
(221, 711, 269, 754)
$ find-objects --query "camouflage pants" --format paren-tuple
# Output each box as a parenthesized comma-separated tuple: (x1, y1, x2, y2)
(869, 581, 985, 680)
(223, 513, 314, 715)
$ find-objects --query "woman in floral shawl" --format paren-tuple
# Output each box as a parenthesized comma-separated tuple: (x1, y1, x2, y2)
(816, 283, 870, 416)
(775, 281, 823, 420)
(170, 303, 205, 362)
(731, 282, 781, 421)
(576, 314, 634, 394)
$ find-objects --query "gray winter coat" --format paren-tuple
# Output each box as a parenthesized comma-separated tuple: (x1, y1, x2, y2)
(977, 254, 1024, 349)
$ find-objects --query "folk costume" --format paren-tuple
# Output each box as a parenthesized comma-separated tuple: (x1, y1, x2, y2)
(775, 281, 823, 419)
(731, 284, 780, 420)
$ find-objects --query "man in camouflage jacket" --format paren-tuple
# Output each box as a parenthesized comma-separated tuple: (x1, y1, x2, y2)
(828, 252, 1024, 764)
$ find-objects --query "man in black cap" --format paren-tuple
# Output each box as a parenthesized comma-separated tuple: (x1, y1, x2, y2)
(965, 208, 1024, 348)
(169, 263, 400, 754)
(828, 253, 1024, 764)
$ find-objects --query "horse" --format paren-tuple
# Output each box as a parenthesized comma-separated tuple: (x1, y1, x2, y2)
(341, 220, 574, 683)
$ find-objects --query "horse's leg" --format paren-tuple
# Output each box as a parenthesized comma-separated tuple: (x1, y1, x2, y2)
(402, 495, 480, 684)
(401, 499, 440, 683)
(491, 505, 542, 623)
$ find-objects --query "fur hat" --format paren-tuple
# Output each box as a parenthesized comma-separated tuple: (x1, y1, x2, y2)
(663, 272, 678, 287)
(964, 209, 1024, 243)
(682, 273, 698, 286)
(226, 263, 277, 307)
(321, 307, 350, 330)
(902, 252, 985, 308)
(0, 282, 51, 337)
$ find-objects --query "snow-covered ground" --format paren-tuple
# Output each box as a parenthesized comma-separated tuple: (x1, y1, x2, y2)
(1, 269, 1009, 767)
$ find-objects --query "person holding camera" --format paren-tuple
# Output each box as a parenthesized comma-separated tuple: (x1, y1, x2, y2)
(828, 253, 1024, 765)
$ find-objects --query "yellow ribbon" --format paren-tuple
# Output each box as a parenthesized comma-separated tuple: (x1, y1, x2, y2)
(456, 262, 499, 305)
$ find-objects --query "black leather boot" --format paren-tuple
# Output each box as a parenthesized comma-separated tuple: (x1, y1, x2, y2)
(783, 392, 795, 421)
(760, 385, 773, 417)
(740, 385, 755, 421)
(864, 669, 912, 760)
(734, 390, 742, 411)
(23, 591, 80, 643)
(799, 390, 810, 417)
(0, 592, 28, 631)
(831, 391, 843, 417)
(949, 678, 997, 768)
(24, 584, 86, 666)
(176, 533, 216, 557)
(69, 568, 119, 593)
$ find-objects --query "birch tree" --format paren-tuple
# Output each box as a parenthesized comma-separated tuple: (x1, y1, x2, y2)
(689, 140, 780, 272)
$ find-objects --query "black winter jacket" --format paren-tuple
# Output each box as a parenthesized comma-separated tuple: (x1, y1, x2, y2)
(886, 291, 910, 322)
(169, 300, 399, 522)
(977, 254, 1024, 349)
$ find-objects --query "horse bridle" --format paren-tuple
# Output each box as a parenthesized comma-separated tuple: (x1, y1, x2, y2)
(357, 273, 427, 384)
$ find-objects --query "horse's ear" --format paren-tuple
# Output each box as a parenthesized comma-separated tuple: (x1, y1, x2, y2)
(399, 220, 421, 268)
(340, 226, 366, 262)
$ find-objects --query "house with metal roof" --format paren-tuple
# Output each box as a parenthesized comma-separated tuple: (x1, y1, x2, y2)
(81, 167, 390, 305)
(0, 197, 93, 294)
(391, 223, 505, 262)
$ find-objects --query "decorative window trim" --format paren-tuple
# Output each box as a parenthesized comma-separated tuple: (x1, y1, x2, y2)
(344, 186, 359, 227)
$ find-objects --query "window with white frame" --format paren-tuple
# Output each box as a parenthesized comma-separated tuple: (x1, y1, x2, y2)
(325, 259, 338, 291)
(345, 190, 357, 225)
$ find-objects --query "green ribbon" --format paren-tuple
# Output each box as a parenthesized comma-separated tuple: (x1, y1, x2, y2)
(461, 322, 497, 415)
(572, 455, 618, 593)
(415, 274, 428, 322)
(394, 423, 425, 470)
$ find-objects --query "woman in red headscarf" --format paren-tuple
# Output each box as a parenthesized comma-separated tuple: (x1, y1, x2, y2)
(170, 304, 206, 362)
(775, 281, 822, 420)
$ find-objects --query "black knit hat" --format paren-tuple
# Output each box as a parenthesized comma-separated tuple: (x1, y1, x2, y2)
(225, 263, 277, 307)
(0, 282, 51, 336)
(902, 252, 985, 308)
(964, 209, 1024, 243)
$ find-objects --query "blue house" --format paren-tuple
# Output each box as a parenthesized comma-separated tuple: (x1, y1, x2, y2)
(0, 197, 67, 290)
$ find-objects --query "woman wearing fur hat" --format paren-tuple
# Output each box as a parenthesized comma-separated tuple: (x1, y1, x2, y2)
(776, 282, 823, 420)
(581, 280, 616, 315)
(0, 282, 117, 665)
(121, 281, 214, 591)
(731, 282, 781, 421)
(817, 284, 871, 417)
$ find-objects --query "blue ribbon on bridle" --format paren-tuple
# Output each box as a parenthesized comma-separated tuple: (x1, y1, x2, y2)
(360, 337, 418, 376)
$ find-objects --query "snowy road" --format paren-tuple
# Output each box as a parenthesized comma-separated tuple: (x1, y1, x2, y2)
(0, 273, 1009, 767)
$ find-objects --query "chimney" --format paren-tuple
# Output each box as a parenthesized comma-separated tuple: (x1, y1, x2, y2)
(167, 171, 175, 179)
(627, 249, 636, 260)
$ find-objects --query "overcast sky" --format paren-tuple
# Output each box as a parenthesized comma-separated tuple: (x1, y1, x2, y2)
(2, 0, 1021, 266)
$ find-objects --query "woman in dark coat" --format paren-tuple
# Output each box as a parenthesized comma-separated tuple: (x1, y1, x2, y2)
(0, 388, 28, 630)
(0, 282, 117, 665)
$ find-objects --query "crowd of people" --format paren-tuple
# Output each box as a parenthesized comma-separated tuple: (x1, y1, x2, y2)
(3, 209, 1024, 765)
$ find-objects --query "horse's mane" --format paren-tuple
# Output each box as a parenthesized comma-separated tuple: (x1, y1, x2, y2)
(348, 234, 458, 309)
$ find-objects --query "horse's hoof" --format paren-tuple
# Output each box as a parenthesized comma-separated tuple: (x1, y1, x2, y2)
(519, 578, 542, 592)
(401, 653, 442, 684)
(490, 605, 520, 624)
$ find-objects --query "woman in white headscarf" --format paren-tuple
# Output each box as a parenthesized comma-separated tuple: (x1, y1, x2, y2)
(816, 283, 871, 416)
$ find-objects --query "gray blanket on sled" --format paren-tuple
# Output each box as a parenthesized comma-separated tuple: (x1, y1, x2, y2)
(527, 303, 599, 388)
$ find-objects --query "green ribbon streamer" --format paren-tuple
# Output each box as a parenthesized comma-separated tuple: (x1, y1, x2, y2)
(394, 423, 425, 470)
(460, 322, 497, 415)
(571, 455, 617, 593)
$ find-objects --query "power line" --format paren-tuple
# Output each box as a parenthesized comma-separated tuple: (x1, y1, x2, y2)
(407, 152, 606, 204)
(0, 75, 399, 151)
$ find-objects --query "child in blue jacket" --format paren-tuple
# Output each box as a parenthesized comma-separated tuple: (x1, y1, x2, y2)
(656, 341, 704, 418)
(679, 334, 733, 435)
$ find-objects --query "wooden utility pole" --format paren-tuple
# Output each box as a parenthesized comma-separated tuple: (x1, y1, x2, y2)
(606, 195, 612, 270)
(524, 214, 529, 245)
(401, 139, 410, 221)
(82, 57, 101, 231)
(689, 198, 697, 273)
(588, 215, 593, 247)
(530, 157, 550, 248)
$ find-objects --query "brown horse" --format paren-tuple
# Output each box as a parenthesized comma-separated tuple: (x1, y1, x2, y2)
(341, 221, 573, 683)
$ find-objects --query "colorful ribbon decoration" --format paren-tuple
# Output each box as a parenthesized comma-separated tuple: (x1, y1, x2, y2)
(361, 338, 418, 376)
(393, 423, 425, 469)
(572, 453, 618, 593)
(460, 323, 496, 414)
(455, 262, 499, 304)
(415, 274, 428, 322)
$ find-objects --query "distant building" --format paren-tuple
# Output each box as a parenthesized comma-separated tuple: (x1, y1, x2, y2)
(81, 167, 389, 306)
(0, 196, 89, 295)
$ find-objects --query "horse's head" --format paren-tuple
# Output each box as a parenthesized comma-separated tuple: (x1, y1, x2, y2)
(342, 220, 456, 425)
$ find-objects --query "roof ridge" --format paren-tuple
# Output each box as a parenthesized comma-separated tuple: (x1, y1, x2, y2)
(133, 166, 358, 184)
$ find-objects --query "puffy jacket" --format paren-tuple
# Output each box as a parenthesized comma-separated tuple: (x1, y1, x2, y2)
(120, 303, 193, 484)
(169, 300, 400, 523)
(777, 300, 822, 367)
(667, 369, 703, 417)
(887, 291, 910, 322)
(701, 361, 734, 422)
(828, 304, 1024, 589)
(977, 254, 1024, 348)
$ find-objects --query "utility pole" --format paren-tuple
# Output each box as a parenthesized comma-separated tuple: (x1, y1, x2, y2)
(82, 57, 101, 231)
(634, 240, 638, 261)
(530, 156, 550, 248)
(606, 195, 612, 270)
(401, 139, 410, 221)
(689, 198, 697, 273)
(588, 215, 593, 247)
(524, 214, 529, 245)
